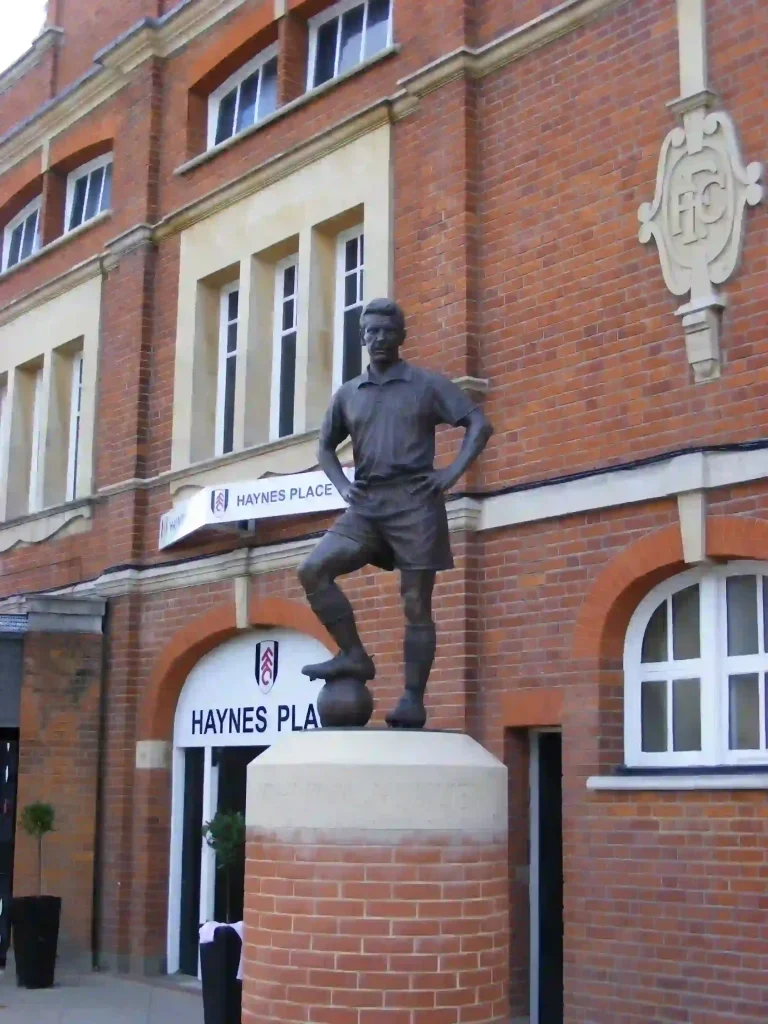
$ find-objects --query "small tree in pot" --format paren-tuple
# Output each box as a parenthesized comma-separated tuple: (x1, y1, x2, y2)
(11, 802, 61, 989)
(199, 811, 246, 1024)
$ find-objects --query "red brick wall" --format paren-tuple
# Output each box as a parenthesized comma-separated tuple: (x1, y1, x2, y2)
(243, 830, 509, 1024)
(14, 630, 103, 963)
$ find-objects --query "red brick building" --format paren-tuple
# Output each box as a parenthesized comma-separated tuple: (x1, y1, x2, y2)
(0, 0, 766, 1020)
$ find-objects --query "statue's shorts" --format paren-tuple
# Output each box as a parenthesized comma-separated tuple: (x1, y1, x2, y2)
(327, 476, 453, 573)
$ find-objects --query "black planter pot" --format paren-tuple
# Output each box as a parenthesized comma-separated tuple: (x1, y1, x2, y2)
(200, 925, 242, 1024)
(10, 896, 61, 989)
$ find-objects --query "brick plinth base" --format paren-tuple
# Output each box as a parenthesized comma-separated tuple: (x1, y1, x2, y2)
(242, 731, 509, 1024)
(243, 831, 508, 1024)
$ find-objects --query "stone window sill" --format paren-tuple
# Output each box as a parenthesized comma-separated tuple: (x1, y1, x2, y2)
(587, 768, 768, 791)
(0, 499, 93, 553)
(176, 46, 400, 177)
(0, 212, 112, 284)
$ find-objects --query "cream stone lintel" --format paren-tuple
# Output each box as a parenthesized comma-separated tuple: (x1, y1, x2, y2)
(274, 0, 287, 16)
(675, 0, 708, 101)
(0, 501, 92, 554)
(677, 489, 708, 565)
(234, 576, 250, 629)
(136, 740, 171, 771)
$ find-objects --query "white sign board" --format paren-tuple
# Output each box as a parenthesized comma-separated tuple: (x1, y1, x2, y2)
(174, 629, 329, 747)
(159, 468, 352, 550)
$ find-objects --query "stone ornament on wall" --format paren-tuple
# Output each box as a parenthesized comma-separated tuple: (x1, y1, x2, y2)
(639, 102, 763, 382)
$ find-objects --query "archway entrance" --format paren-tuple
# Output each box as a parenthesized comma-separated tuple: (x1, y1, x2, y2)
(166, 627, 329, 976)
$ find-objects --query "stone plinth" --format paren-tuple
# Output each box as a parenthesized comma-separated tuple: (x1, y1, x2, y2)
(243, 729, 509, 1024)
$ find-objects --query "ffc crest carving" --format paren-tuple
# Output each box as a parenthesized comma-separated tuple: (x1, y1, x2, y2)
(638, 105, 763, 381)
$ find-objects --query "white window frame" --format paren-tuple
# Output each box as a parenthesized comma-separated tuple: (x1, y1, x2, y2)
(207, 44, 279, 149)
(624, 562, 768, 769)
(64, 153, 113, 234)
(2, 197, 41, 272)
(66, 352, 84, 502)
(307, 0, 394, 90)
(28, 367, 44, 515)
(333, 224, 365, 390)
(270, 255, 299, 441)
(214, 283, 240, 458)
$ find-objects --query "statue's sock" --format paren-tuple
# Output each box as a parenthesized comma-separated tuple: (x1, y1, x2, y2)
(307, 584, 365, 654)
(403, 623, 437, 697)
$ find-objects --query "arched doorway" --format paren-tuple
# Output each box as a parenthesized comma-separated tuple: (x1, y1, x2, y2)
(166, 626, 330, 975)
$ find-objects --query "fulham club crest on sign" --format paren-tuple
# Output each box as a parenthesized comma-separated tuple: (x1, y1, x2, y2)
(255, 641, 279, 694)
(210, 489, 229, 515)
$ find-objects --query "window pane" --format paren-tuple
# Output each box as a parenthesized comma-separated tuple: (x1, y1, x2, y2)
(223, 356, 236, 455)
(727, 575, 759, 655)
(672, 584, 700, 660)
(342, 307, 363, 382)
(345, 271, 359, 307)
(258, 58, 278, 119)
(283, 264, 296, 297)
(227, 322, 238, 354)
(364, 0, 391, 58)
(7, 223, 22, 269)
(314, 19, 339, 86)
(236, 72, 260, 133)
(215, 89, 237, 144)
(228, 289, 239, 322)
(672, 678, 701, 752)
(345, 236, 359, 272)
(338, 4, 364, 75)
(20, 211, 38, 261)
(729, 673, 760, 749)
(69, 175, 88, 229)
(101, 162, 113, 212)
(282, 298, 295, 332)
(641, 601, 668, 663)
(641, 680, 667, 753)
(84, 166, 105, 221)
(279, 332, 296, 438)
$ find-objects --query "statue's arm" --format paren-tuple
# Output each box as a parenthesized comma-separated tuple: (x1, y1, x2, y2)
(318, 391, 362, 502)
(441, 407, 493, 490)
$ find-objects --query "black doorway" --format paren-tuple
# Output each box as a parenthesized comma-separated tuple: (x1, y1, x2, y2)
(213, 746, 265, 925)
(178, 748, 204, 977)
(533, 731, 563, 1024)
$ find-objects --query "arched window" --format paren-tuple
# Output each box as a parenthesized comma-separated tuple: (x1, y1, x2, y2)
(624, 563, 768, 768)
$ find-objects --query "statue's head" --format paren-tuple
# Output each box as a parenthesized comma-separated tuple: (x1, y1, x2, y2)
(359, 298, 407, 368)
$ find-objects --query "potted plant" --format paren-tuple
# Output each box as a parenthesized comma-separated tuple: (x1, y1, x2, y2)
(199, 810, 246, 1024)
(10, 802, 60, 989)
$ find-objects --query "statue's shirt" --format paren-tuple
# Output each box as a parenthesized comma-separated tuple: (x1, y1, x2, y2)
(320, 361, 476, 484)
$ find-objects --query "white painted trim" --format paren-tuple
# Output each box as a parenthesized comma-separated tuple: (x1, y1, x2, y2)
(166, 746, 186, 976)
(206, 44, 279, 149)
(587, 773, 768, 791)
(64, 154, 113, 234)
(66, 351, 84, 502)
(2, 196, 41, 272)
(307, 0, 394, 89)
(333, 224, 364, 390)
(624, 563, 768, 769)
(215, 283, 240, 458)
(199, 746, 219, 974)
(479, 448, 768, 534)
(270, 255, 299, 441)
